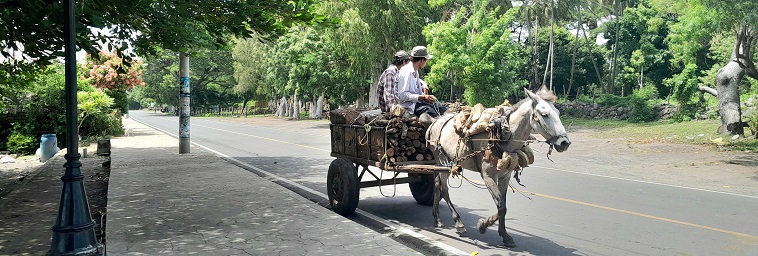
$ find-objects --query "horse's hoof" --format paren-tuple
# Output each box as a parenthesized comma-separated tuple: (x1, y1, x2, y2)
(476, 219, 487, 234)
(456, 227, 468, 236)
(502, 234, 517, 248)
(434, 222, 445, 228)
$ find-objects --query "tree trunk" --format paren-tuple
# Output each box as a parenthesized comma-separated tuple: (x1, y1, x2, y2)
(715, 61, 745, 135)
(315, 90, 325, 119)
(276, 96, 286, 117)
(244, 101, 250, 117)
(581, 31, 604, 92)
(567, 5, 581, 99)
(529, 8, 540, 89)
(291, 93, 300, 120)
(368, 68, 379, 108)
(355, 85, 365, 108)
(610, 0, 623, 94)
(700, 26, 757, 135)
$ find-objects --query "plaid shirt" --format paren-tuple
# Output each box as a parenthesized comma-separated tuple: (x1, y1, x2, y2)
(377, 64, 399, 112)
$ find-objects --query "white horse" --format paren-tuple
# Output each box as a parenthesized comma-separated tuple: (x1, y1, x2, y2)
(425, 87, 571, 247)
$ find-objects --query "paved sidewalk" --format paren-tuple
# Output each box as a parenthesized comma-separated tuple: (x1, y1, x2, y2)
(106, 118, 424, 255)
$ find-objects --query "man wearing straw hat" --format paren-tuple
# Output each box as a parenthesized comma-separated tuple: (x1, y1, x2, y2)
(396, 46, 447, 118)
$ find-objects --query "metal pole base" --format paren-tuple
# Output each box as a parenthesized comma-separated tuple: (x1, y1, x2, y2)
(49, 153, 100, 256)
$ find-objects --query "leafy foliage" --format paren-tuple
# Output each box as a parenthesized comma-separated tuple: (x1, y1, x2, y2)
(424, 2, 527, 106)
(6, 130, 36, 156)
(77, 90, 114, 131)
(1, 0, 330, 74)
(83, 51, 145, 115)
(664, 63, 701, 120)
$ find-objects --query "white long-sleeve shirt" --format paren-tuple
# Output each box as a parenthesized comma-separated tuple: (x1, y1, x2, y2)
(396, 64, 423, 112)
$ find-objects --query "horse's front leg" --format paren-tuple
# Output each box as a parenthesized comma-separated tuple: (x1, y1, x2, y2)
(496, 173, 516, 247)
(475, 170, 504, 235)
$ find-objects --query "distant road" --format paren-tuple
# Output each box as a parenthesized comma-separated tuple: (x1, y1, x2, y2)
(129, 110, 758, 256)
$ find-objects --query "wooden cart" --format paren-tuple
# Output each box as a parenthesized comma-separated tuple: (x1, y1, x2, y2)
(327, 124, 449, 216)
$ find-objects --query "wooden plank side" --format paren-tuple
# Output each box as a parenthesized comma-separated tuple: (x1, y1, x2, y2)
(330, 125, 344, 154)
(356, 128, 369, 159)
(344, 126, 357, 157)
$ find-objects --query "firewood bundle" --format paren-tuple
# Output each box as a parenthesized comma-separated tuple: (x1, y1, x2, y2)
(380, 116, 435, 164)
(329, 107, 435, 165)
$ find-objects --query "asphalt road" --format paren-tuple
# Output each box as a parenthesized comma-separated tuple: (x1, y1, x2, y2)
(129, 110, 758, 256)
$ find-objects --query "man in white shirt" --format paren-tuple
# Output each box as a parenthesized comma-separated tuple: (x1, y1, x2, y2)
(396, 46, 447, 117)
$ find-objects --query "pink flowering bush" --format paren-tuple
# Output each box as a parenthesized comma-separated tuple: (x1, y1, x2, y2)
(84, 51, 145, 114)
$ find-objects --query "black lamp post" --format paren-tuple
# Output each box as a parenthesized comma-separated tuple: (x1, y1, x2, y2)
(49, 0, 100, 254)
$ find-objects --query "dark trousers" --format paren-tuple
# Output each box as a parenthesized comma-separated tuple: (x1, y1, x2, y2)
(414, 102, 447, 117)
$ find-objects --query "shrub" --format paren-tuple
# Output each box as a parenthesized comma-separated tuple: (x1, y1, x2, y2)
(627, 85, 659, 123)
(79, 110, 124, 137)
(7, 130, 37, 156)
(747, 109, 758, 138)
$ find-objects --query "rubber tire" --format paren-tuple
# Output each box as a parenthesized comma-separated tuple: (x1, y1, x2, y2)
(327, 158, 360, 216)
(409, 173, 435, 206)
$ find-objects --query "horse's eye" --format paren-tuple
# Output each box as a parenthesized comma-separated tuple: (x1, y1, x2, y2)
(541, 112, 548, 117)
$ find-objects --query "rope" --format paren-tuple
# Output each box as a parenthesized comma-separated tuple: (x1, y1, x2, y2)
(358, 114, 383, 146)
(376, 165, 398, 198)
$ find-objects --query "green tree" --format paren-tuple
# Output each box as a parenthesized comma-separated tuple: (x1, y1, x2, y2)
(84, 51, 145, 115)
(1, 0, 328, 73)
(77, 90, 114, 131)
(660, 0, 758, 135)
(137, 48, 238, 114)
(232, 37, 270, 115)
(424, 1, 528, 106)
(602, 1, 675, 98)
(534, 26, 603, 99)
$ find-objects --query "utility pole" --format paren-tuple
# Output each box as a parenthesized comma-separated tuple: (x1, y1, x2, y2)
(49, 0, 100, 254)
(179, 53, 191, 153)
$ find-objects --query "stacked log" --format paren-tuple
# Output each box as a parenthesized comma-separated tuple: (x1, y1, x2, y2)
(382, 116, 434, 164)
(330, 108, 435, 164)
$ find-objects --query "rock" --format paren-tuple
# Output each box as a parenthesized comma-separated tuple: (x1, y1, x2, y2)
(0, 156, 16, 164)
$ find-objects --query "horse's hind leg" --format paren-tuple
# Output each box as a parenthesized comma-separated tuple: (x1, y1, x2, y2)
(432, 172, 445, 228)
(433, 172, 467, 235)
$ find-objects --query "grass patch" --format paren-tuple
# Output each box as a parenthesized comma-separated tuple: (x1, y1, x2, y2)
(728, 139, 758, 152)
(563, 118, 758, 152)
(17, 155, 37, 161)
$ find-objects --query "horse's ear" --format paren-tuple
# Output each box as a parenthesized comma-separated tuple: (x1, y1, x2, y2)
(524, 88, 541, 107)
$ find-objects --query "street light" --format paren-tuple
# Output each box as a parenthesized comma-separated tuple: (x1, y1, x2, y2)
(49, 0, 100, 254)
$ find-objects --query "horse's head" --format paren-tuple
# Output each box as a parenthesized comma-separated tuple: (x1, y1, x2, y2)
(524, 87, 571, 152)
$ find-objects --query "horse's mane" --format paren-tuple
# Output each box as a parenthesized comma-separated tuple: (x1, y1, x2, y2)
(511, 89, 557, 110)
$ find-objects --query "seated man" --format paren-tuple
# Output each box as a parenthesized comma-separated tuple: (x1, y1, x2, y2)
(396, 46, 447, 118)
(377, 51, 411, 112)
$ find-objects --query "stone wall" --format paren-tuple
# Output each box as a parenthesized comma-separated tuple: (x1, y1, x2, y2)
(555, 102, 679, 120)
(555, 102, 632, 120)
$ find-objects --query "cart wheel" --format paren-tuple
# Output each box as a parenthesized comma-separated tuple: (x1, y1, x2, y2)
(409, 173, 435, 206)
(327, 158, 360, 216)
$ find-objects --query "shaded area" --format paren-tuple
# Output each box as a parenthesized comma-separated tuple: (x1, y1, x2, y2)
(0, 151, 109, 255)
